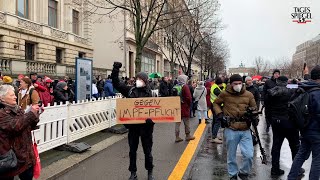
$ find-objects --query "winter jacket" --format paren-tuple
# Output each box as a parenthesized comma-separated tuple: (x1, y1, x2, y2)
(298, 82, 320, 142)
(213, 85, 257, 130)
(267, 85, 295, 128)
(97, 79, 105, 93)
(246, 85, 260, 109)
(35, 82, 53, 107)
(18, 87, 40, 111)
(181, 84, 192, 118)
(263, 77, 277, 107)
(205, 82, 212, 108)
(193, 86, 207, 111)
(188, 85, 194, 101)
(0, 103, 39, 178)
(159, 81, 170, 97)
(104, 80, 116, 97)
(111, 66, 154, 129)
(53, 86, 69, 104)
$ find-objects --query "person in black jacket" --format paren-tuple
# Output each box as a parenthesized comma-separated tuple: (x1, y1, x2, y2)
(188, 80, 195, 117)
(267, 76, 303, 176)
(263, 69, 280, 133)
(96, 75, 105, 98)
(111, 62, 155, 180)
(159, 77, 170, 97)
(53, 82, 69, 105)
(245, 76, 260, 110)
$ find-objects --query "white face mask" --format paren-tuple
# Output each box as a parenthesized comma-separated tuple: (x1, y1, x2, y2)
(233, 84, 242, 92)
(136, 80, 145, 88)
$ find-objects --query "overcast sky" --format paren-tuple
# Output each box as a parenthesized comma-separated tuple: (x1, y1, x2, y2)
(219, 0, 320, 68)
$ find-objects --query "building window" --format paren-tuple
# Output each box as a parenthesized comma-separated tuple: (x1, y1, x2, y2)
(17, 0, 29, 18)
(141, 55, 155, 74)
(72, 10, 79, 35)
(48, 0, 58, 28)
(56, 48, 63, 63)
(78, 52, 85, 58)
(25, 42, 35, 60)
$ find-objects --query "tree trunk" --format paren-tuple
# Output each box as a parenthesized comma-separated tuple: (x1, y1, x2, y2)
(135, 45, 143, 74)
(170, 61, 175, 78)
(187, 56, 192, 76)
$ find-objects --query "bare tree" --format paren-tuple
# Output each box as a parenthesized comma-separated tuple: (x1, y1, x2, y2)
(86, 0, 193, 73)
(175, 0, 223, 75)
(192, 35, 229, 79)
(253, 56, 270, 76)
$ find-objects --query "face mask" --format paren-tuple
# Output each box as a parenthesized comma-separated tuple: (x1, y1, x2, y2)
(136, 80, 145, 88)
(233, 84, 242, 93)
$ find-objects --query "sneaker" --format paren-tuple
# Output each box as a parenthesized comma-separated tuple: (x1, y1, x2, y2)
(210, 138, 223, 144)
(129, 172, 138, 180)
(175, 137, 183, 143)
(271, 168, 285, 176)
(238, 173, 248, 180)
(230, 175, 237, 180)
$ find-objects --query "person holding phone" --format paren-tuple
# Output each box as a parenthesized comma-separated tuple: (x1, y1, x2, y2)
(0, 84, 41, 180)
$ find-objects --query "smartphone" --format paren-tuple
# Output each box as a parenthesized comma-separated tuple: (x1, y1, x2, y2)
(38, 100, 43, 113)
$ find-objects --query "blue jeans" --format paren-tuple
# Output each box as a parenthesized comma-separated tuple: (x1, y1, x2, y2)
(196, 110, 208, 120)
(224, 128, 254, 177)
(288, 137, 320, 180)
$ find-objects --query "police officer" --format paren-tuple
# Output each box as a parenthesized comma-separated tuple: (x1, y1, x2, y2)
(111, 62, 154, 180)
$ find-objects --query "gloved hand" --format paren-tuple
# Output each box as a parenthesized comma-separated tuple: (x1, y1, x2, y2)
(217, 113, 224, 121)
(146, 118, 155, 125)
(113, 62, 122, 69)
(252, 116, 259, 126)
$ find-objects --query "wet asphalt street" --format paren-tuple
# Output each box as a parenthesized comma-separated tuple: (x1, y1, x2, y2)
(188, 113, 312, 180)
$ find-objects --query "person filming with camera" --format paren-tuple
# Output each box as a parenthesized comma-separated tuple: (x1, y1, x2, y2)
(212, 74, 257, 180)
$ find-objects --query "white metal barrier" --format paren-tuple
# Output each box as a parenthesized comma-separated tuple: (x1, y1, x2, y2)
(33, 95, 121, 154)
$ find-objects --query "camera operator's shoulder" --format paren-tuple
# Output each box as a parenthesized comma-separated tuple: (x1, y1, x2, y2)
(243, 90, 254, 98)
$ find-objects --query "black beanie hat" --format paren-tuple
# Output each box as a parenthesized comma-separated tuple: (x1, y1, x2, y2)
(311, 65, 320, 80)
(215, 77, 223, 85)
(229, 74, 243, 84)
(136, 72, 148, 84)
(273, 69, 280, 75)
(277, 76, 288, 82)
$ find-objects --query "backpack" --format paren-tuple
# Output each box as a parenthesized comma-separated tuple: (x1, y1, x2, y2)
(288, 87, 320, 129)
(172, 84, 183, 102)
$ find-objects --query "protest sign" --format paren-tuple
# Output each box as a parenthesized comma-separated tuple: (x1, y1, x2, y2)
(116, 97, 181, 124)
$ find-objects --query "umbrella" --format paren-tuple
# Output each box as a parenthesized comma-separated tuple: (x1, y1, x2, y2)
(252, 75, 262, 80)
(149, 72, 162, 79)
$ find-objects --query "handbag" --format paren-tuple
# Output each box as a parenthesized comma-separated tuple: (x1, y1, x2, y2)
(0, 147, 17, 174)
(32, 132, 41, 179)
(193, 89, 205, 110)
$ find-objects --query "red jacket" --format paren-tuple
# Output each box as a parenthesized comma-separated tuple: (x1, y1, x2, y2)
(181, 84, 192, 118)
(0, 103, 39, 177)
(34, 82, 53, 107)
(205, 82, 212, 108)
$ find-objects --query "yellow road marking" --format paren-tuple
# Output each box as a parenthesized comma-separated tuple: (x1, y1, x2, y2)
(168, 111, 212, 180)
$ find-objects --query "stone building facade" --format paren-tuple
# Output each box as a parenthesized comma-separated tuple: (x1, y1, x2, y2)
(0, 0, 94, 78)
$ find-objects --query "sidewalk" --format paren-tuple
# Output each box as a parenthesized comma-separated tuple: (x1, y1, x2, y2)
(40, 117, 205, 180)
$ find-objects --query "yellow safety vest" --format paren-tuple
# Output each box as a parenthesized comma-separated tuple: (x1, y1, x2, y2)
(210, 84, 223, 103)
(222, 83, 227, 90)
